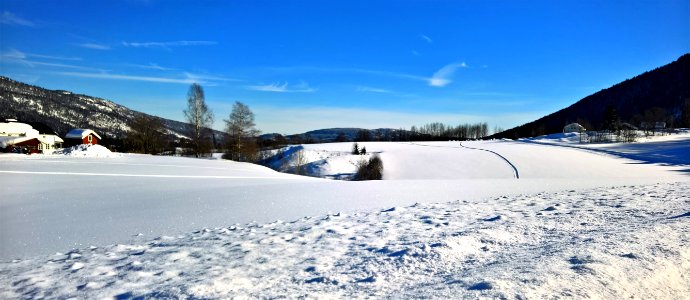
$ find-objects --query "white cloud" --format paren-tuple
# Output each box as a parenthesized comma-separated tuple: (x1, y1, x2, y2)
(429, 62, 467, 87)
(356, 86, 393, 94)
(2, 51, 100, 71)
(2, 49, 81, 61)
(0, 11, 34, 27)
(184, 72, 241, 83)
(420, 34, 433, 44)
(76, 43, 112, 50)
(128, 63, 174, 71)
(122, 40, 217, 48)
(55, 72, 198, 84)
(247, 81, 316, 93)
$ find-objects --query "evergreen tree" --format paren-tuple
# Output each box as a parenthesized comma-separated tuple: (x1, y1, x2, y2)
(603, 105, 620, 131)
(352, 142, 359, 155)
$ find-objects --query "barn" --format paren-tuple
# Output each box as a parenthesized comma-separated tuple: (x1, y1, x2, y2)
(0, 119, 64, 154)
(65, 129, 102, 145)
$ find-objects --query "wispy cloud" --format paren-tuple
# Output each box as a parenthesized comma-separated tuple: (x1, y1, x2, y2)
(264, 66, 433, 85)
(420, 34, 433, 44)
(411, 50, 421, 56)
(184, 72, 241, 83)
(122, 40, 217, 48)
(76, 43, 111, 50)
(128, 63, 175, 71)
(55, 71, 198, 84)
(429, 62, 467, 87)
(1, 11, 34, 27)
(2, 49, 81, 61)
(247, 81, 316, 93)
(2, 50, 102, 71)
(356, 86, 393, 94)
(53, 71, 237, 85)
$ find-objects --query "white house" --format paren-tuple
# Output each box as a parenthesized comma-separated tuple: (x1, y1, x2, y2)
(563, 123, 586, 133)
(0, 119, 64, 154)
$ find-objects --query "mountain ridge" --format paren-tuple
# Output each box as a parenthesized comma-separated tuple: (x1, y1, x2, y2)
(490, 53, 690, 139)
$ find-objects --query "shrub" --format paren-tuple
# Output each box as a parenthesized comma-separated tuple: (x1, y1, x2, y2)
(355, 155, 383, 180)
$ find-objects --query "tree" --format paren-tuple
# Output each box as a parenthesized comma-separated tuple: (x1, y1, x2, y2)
(225, 101, 260, 161)
(356, 129, 371, 142)
(125, 114, 166, 154)
(183, 83, 214, 157)
(335, 132, 348, 142)
(354, 155, 384, 180)
(352, 142, 360, 155)
(681, 98, 690, 128)
(603, 105, 620, 132)
(360, 146, 366, 155)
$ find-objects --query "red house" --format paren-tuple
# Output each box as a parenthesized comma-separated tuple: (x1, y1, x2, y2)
(65, 129, 101, 145)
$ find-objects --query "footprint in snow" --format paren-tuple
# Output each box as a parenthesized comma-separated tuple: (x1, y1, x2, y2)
(483, 215, 501, 222)
(356, 276, 376, 283)
(467, 281, 493, 290)
(381, 207, 397, 213)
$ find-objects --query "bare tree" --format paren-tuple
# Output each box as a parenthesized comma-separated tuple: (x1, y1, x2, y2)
(125, 114, 165, 154)
(225, 101, 260, 161)
(183, 83, 214, 157)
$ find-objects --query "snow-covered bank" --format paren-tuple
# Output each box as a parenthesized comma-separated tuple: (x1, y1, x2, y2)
(2, 182, 688, 298)
(53, 144, 119, 158)
(2, 138, 689, 259)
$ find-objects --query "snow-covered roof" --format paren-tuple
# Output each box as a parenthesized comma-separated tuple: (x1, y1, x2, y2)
(0, 135, 60, 148)
(65, 129, 102, 140)
(0, 121, 36, 136)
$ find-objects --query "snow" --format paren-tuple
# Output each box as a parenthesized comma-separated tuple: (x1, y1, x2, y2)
(1, 133, 689, 298)
(1, 183, 688, 298)
(64, 128, 102, 140)
(53, 144, 119, 157)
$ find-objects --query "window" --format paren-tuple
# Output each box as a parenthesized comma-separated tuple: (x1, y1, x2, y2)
(88, 135, 93, 143)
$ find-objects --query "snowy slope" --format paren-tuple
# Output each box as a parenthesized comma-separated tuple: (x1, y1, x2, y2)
(1, 183, 688, 298)
(278, 139, 688, 180)
(1, 135, 689, 298)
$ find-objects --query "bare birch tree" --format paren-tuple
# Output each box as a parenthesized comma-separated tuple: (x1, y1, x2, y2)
(183, 83, 214, 157)
(225, 101, 260, 161)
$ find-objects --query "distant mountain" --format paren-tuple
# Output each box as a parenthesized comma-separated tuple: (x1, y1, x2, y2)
(0, 76, 223, 141)
(261, 128, 409, 143)
(491, 53, 690, 139)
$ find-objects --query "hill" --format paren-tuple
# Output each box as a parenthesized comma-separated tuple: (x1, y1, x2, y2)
(0, 76, 223, 142)
(491, 53, 690, 139)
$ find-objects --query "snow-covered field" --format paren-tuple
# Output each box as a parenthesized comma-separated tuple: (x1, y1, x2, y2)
(1, 134, 689, 298)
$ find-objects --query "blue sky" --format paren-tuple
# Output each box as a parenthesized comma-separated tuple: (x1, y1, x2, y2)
(1, 0, 688, 134)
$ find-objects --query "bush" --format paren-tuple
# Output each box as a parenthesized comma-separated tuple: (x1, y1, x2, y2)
(355, 155, 383, 180)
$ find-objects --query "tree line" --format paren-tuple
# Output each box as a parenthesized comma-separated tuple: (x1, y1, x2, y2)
(125, 83, 260, 161)
(125, 83, 500, 160)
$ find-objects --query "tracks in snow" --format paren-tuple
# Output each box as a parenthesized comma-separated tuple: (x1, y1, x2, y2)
(458, 142, 520, 179)
(408, 142, 520, 179)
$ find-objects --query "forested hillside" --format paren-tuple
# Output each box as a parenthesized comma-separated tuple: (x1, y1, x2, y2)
(491, 54, 690, 139)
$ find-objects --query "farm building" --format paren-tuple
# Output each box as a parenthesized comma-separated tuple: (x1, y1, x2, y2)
(563, 123, 586, 133)
(65, 129, 101, 145)
(0, 119, 63, 154)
